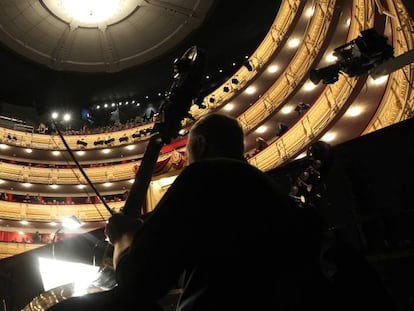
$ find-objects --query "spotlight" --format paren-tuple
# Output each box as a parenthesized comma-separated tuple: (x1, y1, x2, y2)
(209, 97, 215, 103)
(309, 63, 341, 85)
(119, 136, 129, 143)
(93, 139, 104, 146)
(132, 133, 141, 139)
(76, 140, 88, 147)
(223, 86, 230, 92)
(231, 78, 239, 85)
(105, 138, 115, 145)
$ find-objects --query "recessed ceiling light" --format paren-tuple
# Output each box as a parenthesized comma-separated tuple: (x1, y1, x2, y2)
(305, 7, 315, 17)
(61, 0, 121, 24)
(326, 52, 338, 63)
(321, 132, 336, 142)
(281, 106, 294, 114)
(256, 125, 267, 134)
(370, 75, 388, 85)
(346, 106, 363, 117)
(223, 103, 234, 111)
(43, 0, 137, 27)
(288, 38, 300, 48)
(245, 86, 256, 95)
(303, 81, 317, 91)
(267, 65, 279, 73)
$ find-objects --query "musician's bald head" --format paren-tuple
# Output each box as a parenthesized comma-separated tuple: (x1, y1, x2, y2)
(186, 113, 245, 164)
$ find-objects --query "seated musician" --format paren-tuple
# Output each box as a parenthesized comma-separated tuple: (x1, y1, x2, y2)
(48, 113, 395, 310)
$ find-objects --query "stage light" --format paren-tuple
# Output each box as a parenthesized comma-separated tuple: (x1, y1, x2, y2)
(119, 136, 129, 143)
(62, 215, 82, 229)
(51, 216, 82, 259)
(38, 257, 99, 292)
(223, 86, 230, 92)
(309, 63, 341, 85)
(231, 78, 239, 85)
(77, 140, 88, 147)
(104, 138, 115, 145)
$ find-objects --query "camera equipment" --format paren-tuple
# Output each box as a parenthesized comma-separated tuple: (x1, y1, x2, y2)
(309, 28, 394, 84)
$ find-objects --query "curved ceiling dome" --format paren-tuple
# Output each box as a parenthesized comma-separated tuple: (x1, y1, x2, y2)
(0, 0, 214, 72)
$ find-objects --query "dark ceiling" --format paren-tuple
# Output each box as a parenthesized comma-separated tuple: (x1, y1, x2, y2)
(0, 0, 280, 129)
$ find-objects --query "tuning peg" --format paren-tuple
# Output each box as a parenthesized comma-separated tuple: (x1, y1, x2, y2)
(312, 159, 322, 169)
(289, 194, 307, 206)
(297, 177, 313, 192)
(299, 171, 310, 181)
(289, 185, 299, 196)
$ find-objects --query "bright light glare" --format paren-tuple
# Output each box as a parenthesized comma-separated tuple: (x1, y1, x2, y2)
(371, 75, 388, 85)
(63, 113, 71, 122)
(321, 132, 336, 142)
(267, 65, 279, 73)
(38, 257, 100, 293)
(288, 38, 300, 48)
(223, 103, 234, 111)
(281, 106, 294, 114)
(62, 216, 82, 229)
(256, 125, 267, 134)
(346, 106, 363, 117)
(245, 86, 256, 94)
(303, 81, 317, 91)
(326, 52, 338, 63)
(61, 0, 121, 24)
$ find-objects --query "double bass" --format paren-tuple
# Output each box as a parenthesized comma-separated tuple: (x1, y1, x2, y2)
(21, 46, 207, 311)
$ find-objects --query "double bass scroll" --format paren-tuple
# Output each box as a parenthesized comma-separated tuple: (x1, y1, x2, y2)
(121, 46, 207, 218)
(22, 46, 207, 311)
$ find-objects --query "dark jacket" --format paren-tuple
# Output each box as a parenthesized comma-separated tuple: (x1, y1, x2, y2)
(48, 158, 396, 310)
(115, 158, 313, 310)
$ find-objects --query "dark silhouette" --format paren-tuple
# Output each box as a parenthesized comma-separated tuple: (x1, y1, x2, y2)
(32, 231, 41, 243)
(47, 113, 396, 310)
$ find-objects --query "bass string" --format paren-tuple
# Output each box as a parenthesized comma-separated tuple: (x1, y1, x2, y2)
(49, 122, 112, 221)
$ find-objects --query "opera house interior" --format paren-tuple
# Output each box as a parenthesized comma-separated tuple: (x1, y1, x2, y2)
(0, 0, 413, 310)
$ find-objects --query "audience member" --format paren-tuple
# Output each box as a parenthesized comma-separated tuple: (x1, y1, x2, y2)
(32, 231, 41, 243)
(254, 136, 268, 153)
(277, 122, 289, 136)
(295, 101, 311, 114)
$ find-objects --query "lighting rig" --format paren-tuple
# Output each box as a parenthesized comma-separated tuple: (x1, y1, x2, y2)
(310, 28, 395, 84)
